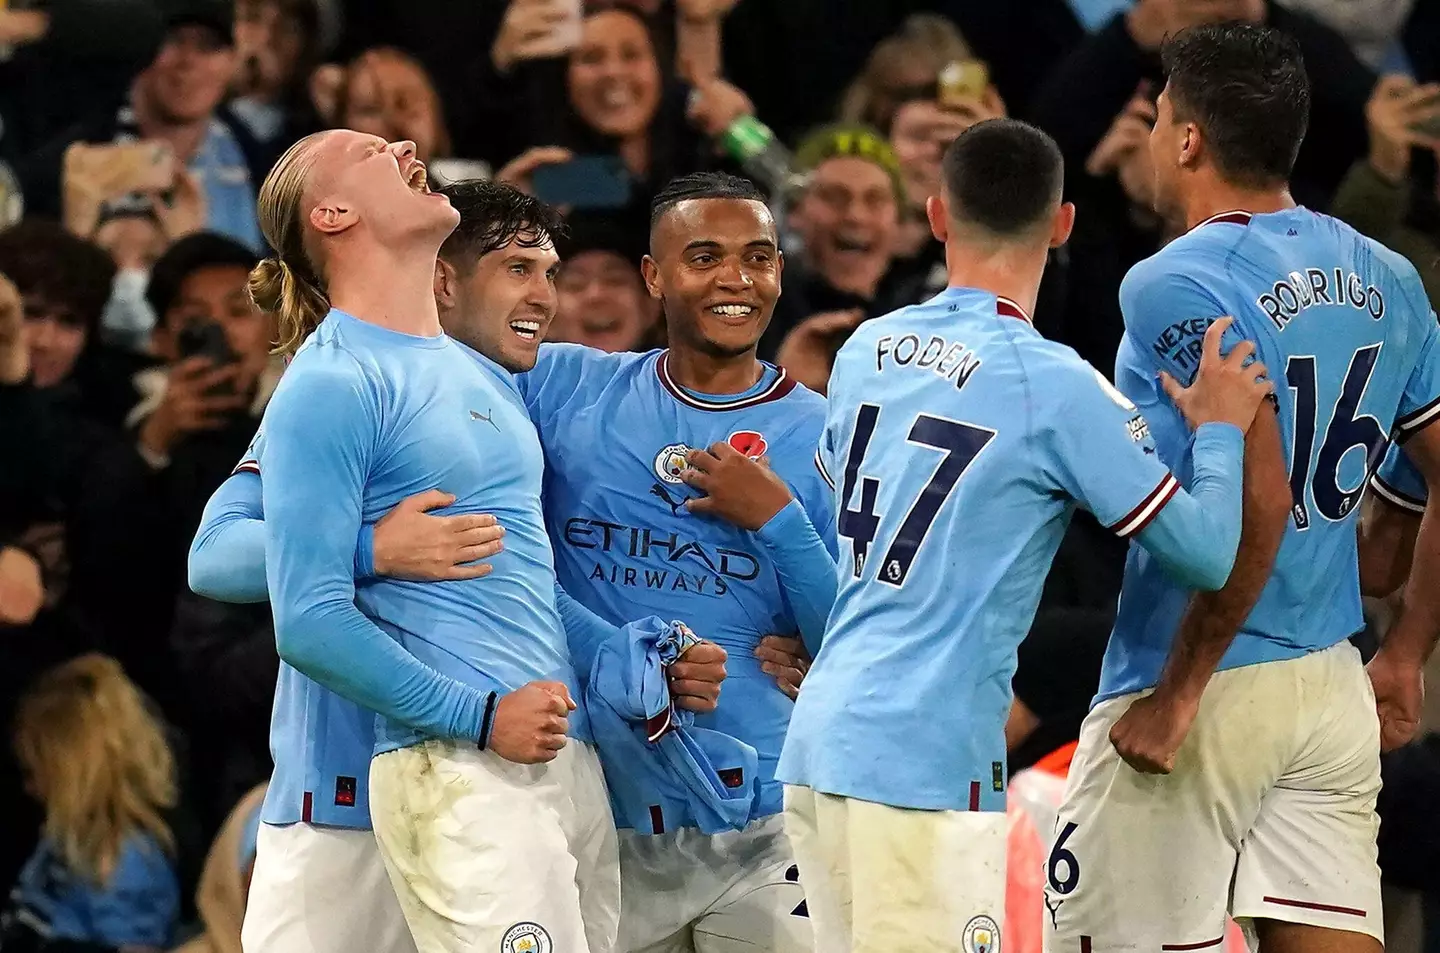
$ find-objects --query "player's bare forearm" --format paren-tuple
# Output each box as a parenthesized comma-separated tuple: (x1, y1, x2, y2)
(1156, 406, 1290, 703)
(1358, 495, 1420, 599)
(1382, 426, 1440, 665)
(1385, 500, 1440, 665)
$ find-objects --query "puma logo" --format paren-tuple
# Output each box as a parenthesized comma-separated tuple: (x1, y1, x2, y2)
(469, 409, 499, 432)
(650, 482, 685, 516)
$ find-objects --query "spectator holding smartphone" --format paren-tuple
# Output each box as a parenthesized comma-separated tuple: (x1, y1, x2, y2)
(130, 233, 272, 474)
(1331, 74, 1440, 307)
(18, 0, 266, 253)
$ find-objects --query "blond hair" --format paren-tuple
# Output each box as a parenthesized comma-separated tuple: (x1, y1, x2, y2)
(249, 132, 332, 356)
(839, 14, 973, 133)
(13, 654, 176, 884)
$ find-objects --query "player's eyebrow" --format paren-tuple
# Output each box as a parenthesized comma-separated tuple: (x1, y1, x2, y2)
(681, 240, 723, 253)
(745, 239, 778, 251)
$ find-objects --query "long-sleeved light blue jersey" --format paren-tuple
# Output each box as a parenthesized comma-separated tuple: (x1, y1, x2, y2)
(777, 287, 1248, 813)
(250, 309, 585, 822)
(1101, 208, 1440, 703)
(515, 344, 837, 821)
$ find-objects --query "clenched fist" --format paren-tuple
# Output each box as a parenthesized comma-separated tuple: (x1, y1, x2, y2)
(488, 681, 575, 764)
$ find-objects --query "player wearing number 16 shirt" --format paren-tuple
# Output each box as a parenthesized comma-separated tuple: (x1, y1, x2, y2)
(776, 119, 1270, 953)
(1046, 24, 1440, 953)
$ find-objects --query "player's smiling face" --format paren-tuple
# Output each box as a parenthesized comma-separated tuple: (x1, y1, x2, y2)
(440, 231, 559, 373)
(643, 198, 782, 360)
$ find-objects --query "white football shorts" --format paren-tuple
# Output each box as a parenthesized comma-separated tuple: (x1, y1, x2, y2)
(784, 784, 1007, 953)
(1044, 641, 1382, 951)
(369, 739, 621, 953)
(241, 821, 415, 953)
(621, 813, 811, 953)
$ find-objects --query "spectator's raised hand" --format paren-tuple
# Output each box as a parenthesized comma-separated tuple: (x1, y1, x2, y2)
(492, 0, 582, 74)
(1126, 0, 1261, 51)
(136, 356, 250, 461)
(0, 271, 25, 385)
(372, 490, 506, 581)
(686, 78, 756, 138)
(495, 146, 575, 196)
(1366, 75, 1440, 184)
(155, 169, 207, 243)
(62, 142, 176, 238)
(0, 546, 43, 627)
(676, 0, 738, 20)
(775, 309, 865, 395)
(1087, 93, 1159, 209)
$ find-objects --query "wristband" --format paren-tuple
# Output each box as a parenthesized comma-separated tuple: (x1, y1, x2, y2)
(476, 692, 498, 750)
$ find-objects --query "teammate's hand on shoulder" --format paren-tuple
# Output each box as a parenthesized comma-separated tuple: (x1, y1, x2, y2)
(489, 680, 574, 764)
(1367, 646, 1424, 752)
(1159, 316, 1272, 432)
(373, 489, 505, 581)
(1108, 690, 1200, 774)
(756, 634, 810, 701)
(669, 637, 727, 713)
(681, 442, 794, 530)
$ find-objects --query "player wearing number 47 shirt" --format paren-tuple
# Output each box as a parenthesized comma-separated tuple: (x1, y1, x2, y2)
(776, 119, 1269, 953)
(1046, 24, 1440, 953)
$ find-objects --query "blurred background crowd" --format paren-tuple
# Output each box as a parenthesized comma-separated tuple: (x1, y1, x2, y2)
(1, 0, 1439, 950)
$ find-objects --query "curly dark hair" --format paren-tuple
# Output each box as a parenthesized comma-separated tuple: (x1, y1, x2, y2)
(0, 221, 115, 333)
(437, 180, 565, 271)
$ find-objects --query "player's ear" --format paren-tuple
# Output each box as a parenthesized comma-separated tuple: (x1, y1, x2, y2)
(926, 195, 949, 243)
(1050, 201, 1076, 249)
(310, 199, 357, 235)
(640, 254, 663, 301)
(433, 258, 458, 311)
(1178, 121, 1203, 170)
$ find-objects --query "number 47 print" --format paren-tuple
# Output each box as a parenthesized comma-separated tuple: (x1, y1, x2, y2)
(836, 403, 995, 586)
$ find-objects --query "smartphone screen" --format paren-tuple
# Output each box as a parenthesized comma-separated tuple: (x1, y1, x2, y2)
(532, 156, 632, 210)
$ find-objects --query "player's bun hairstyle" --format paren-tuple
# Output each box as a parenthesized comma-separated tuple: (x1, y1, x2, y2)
(1161, 22, 1310, 188)
(250, 132, 331, 357)
(649, 172, 767, 231)
(940, 118, 1063, 239)
(437, 179, 566, 271)
(13, 654, 176, 885)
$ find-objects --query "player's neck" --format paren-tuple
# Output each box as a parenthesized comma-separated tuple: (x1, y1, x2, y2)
(1182, 180, 1296, 232)
(327, 243, 443, 338)
(665, 346, 763, 396)
(942, 242, 1044, 320)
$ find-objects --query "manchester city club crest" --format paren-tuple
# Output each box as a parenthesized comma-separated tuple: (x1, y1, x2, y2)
(963, 915, 1001, 953)
(654, 443, 693, 484)
(501, 922, 552, 953)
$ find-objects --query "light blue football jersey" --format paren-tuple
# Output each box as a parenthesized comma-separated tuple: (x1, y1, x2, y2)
(257, 311, 587, 821)
(1101, 208, 1440, 701)
(515, 344, 835, 823)
(777, 287, 1247, 812)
